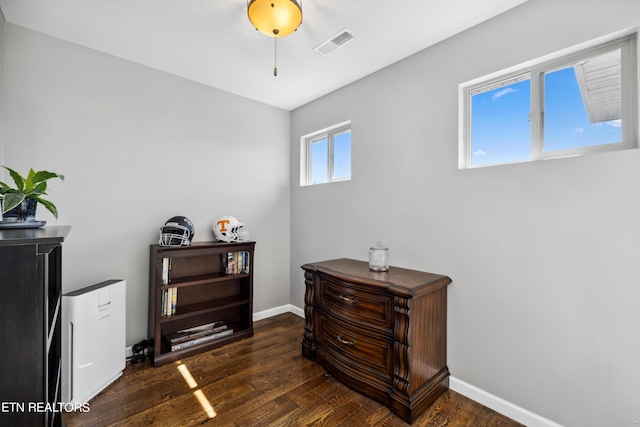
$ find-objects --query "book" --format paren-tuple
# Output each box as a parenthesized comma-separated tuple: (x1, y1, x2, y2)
(229, 252, 236, 274)
(223, 252, 235, 275)
(238, 251, 245, 274)
(170, 287, 177, 315)
(243, 251, 250, 274)
(165, 321, 229, 345)
(234, 252, 239, 274)
(160, 287, 165, 316)
(162, 258, 169, 285)
(164, 287, 172, 317)
(168, 327, 233, 351)
(166, 321, 224, 338)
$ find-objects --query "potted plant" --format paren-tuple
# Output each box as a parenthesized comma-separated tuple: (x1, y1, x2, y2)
(0, 166, 64, 222)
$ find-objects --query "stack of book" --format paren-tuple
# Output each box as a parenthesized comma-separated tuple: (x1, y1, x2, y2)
(164, 321, 233, 351)
(161, 286, 177, 317)
(223, 251, 250, 275)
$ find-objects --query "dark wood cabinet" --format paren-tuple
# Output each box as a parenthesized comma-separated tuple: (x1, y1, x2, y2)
(0, 226, 71, 427)
(302, 258, 452, 424)
(148, 241, 256, 366)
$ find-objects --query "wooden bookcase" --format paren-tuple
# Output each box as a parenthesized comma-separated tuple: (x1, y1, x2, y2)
(0, 226, 71, 427)
(148, 241, 255, 366)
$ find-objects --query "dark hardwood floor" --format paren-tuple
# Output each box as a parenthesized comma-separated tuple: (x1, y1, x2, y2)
(63, 313, 524, 426)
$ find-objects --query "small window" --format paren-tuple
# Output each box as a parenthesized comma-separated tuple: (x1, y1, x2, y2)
(301, 122, 351, 186)
(460, 33, 637, 168)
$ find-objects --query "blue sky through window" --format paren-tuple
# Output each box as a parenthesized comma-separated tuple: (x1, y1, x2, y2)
(544, 67, 621, 151)
(307, 129, 351, 185)
(332, 131, 351, 180)
(471, 57, 622, 167)
(471, 79, 531, 167)
(310, 138, 328, 184)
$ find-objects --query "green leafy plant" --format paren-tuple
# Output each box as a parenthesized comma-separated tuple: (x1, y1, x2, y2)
(0, 166, 64, 219)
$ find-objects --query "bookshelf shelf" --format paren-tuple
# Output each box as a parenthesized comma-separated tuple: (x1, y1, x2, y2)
(162, 272, 250, 288)
(148, 241, 256, 366)
(159, 296, 250, 322)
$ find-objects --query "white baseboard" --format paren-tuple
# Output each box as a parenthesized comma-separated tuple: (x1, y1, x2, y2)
(254, 304, 304, 321)
(449, 377, 564, 427)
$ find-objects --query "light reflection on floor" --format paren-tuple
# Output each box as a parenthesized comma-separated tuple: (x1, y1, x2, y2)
(176, 361, 217, 419)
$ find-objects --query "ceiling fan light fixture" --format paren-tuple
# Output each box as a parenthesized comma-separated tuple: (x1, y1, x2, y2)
(247, 0, 302, 38)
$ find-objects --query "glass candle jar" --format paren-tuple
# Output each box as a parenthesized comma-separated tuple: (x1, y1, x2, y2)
(369, 242, 389, 272)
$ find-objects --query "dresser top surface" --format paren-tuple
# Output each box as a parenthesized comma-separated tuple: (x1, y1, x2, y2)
(0, 225, 71, 246)
(302, 258, 451, 294)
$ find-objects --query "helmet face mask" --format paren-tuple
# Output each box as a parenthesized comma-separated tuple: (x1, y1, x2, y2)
(213, 215, 249, 242)
(159, 216, 194, 246)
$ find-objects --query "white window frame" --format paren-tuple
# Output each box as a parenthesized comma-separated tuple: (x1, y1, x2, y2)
(459, 31, 638, 169)
(300, 121, 351, 186)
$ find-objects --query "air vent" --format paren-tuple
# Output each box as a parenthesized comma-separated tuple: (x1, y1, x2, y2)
(314, 28, 355, 56)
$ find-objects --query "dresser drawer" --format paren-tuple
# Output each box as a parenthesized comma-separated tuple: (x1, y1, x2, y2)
(316, 311, 393, 376)
(318, 276, 393, 331)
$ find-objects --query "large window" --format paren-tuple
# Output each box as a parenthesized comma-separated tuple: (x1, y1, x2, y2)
(459, 32, 637, 168)
(301, 121, 351, 186)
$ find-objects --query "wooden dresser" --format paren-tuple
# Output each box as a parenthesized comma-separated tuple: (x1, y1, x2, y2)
(301, 258, 452, 423)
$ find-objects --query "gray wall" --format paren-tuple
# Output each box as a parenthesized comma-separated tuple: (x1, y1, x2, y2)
(290, 0, 640, 426)
(3, 24, 291, 348)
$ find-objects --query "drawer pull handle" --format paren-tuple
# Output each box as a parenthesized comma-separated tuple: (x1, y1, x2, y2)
(338, 294, 358, 304)
(336, 334, 355, 346)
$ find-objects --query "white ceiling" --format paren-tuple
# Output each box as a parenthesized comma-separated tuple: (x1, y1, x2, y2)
(0, 0, 528, 111)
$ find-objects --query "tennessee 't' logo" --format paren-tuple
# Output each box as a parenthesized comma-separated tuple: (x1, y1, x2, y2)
(217, 219, 230, 232)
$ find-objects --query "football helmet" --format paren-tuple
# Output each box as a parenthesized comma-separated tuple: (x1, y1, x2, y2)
(213, 215, 249, 242)
(159, 216, 194, 246)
